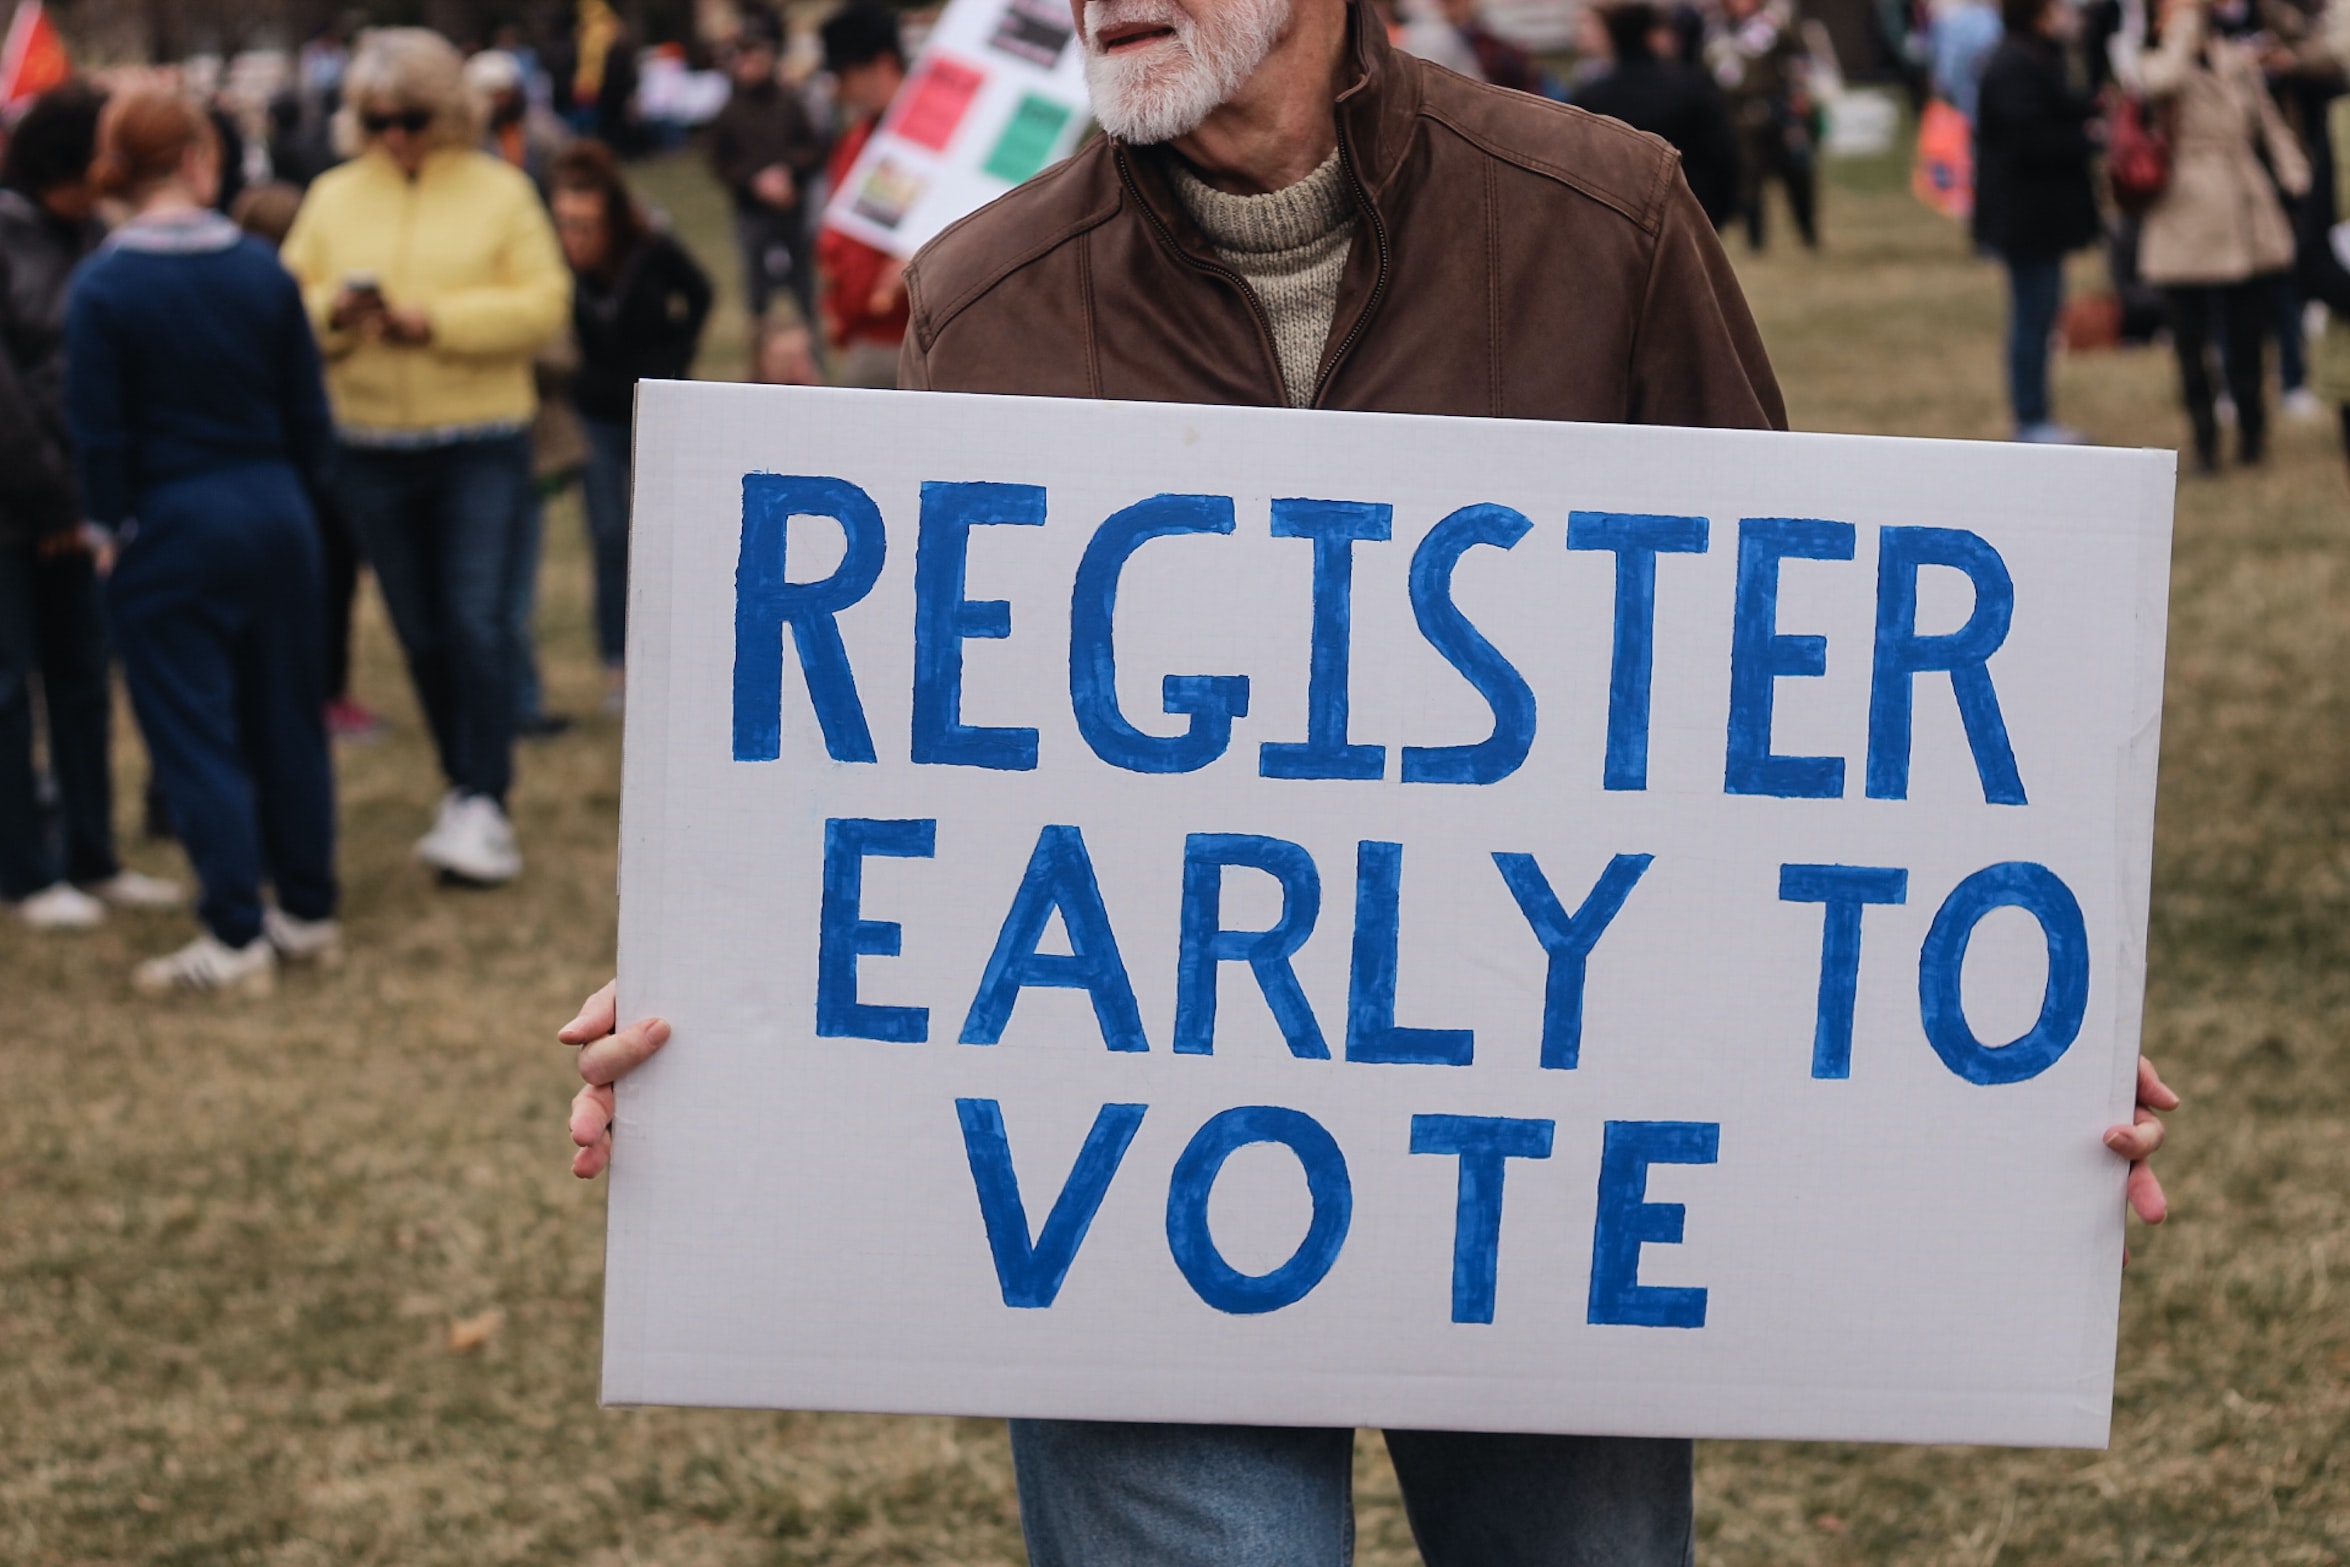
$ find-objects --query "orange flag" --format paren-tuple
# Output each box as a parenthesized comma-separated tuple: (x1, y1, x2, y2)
(1, 0, 70, 107)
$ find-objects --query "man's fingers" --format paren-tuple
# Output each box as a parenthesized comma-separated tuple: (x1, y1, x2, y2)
(577, 1017, 671, 1086)
(2127, 1159, 2168, 1225)
(2104, 1106, 2166, 1161)
(2137, 1055, 2182, 1112)
(573, 1132, 613, 1180)
(559, 980, 619, 1045)
(570, 1082, 614, 1148)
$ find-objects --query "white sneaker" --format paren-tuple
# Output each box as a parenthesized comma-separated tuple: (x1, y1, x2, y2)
(133, 932, 277, 996)
(417, 794, 522, 885)
(2014, 421, 2088, 445)
(2284, 387, 2326, 422)
(15, 882, 106, 930)
(413, 791, 465, 865)
(84, 869, 185, 910)
(264, 906, 345, 966)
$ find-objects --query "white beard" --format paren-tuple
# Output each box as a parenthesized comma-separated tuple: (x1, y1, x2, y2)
(1081, 0, 1293, 144)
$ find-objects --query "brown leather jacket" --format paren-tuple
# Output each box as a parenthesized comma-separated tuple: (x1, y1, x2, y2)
(900, 5, 1785, 430)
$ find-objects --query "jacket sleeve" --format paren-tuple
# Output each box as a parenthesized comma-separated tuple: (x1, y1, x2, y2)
(63, 277, 133, 530)
(426, 182, 574, 357)
(1979, 56, 2095, 170)
(0, 330, 78, 535)
(782, 91, 828, 177)
(1627, 171, 1788, 431)
(644, 234, 715, 380)
(898, 262, 934, 391)
(708, 103, 754, 196)
(2253, 59, 2312, 196)
(279, 192, 360, 361)
(276, 269, 337, 493)
(2139, 9, 2200, 96)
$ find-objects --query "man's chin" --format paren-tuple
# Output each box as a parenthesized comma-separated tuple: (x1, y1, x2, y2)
(1085, 68, 1220, 144)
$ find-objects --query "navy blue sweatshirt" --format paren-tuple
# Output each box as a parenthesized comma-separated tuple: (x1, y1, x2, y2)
(65, 211, 333, 530)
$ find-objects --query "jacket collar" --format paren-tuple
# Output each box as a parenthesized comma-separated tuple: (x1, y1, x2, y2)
(1112, 1, 1418, 254)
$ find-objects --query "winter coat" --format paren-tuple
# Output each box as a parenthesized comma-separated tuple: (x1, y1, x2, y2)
(64, 211, 334, 530)
(2138, 8, 2310, 286)
(1972, 33, 2101, 260)
(902, 2, 1783, 428)
(0, 189, 102, 546)
(707, 79, 826, 215)
(279, 145, 570, 437)
(570, 230, 714, 425)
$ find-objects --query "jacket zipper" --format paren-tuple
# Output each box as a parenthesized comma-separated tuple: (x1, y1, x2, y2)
(1116, 149, 1293, 406)
(1309, 124, 1390, 410)
(395, 172, 415, 426)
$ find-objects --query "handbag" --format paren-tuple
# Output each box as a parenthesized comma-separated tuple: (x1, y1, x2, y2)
(2106, 92, 2174, 216)
(1911, 98, 1974, 219)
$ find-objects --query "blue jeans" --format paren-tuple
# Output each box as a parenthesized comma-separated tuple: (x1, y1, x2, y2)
(334, 432, 531, 803)
(508, 480, 547, 724)
(1010, 1421, 1694, 1567)
(0, 541, 118, 899)
(580, 414, 632, 668)
(107, 464, 336, 945)
(2003, 253, 2064, 430)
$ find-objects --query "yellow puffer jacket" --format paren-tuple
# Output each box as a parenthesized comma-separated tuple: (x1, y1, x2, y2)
(281, 145, 570, 435)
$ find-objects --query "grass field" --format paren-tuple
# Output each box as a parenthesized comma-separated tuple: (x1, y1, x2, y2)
(4, 145, 2347, 1566)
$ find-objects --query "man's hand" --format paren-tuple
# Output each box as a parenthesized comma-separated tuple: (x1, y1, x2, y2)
(2105, 1055, 2180, 1226)
(559, 980, 671, 1179)
(752, 164, 796, 208)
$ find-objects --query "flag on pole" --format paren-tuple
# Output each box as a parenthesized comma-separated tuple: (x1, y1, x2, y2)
(1, 0, 71, 109)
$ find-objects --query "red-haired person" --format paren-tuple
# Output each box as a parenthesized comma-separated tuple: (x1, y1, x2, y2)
(65, 90, 340, 994)
(0, 83, 185, 931)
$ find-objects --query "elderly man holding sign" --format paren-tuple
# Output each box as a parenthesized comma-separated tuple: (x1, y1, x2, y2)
(563, 0, 2179, 1559)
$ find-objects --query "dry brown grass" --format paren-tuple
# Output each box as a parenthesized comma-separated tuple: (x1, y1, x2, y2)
(3, 148, 2345, 1565)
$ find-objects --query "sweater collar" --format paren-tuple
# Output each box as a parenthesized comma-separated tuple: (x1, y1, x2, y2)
(1171, 151, 1353, 254)
(104, 209, 242, 254)
(1115, 3, 1413, 259)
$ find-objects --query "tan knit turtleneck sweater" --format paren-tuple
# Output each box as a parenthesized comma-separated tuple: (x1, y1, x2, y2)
(1170, 152, 1356, 408)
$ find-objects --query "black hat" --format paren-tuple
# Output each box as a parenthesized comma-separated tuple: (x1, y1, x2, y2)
(821, 3, 903, 72)
(734, 8, 784, 50)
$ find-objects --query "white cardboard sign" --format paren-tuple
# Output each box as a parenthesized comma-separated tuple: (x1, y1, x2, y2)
(818, 0, 1092, 259)
(605, 382, 2175, 1448)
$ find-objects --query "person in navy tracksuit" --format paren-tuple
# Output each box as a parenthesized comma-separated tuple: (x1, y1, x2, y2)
(67, 89, 341, 994)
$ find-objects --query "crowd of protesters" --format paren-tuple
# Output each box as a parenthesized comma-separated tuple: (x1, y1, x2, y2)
(1927, 0, 2350, 461)
(0, 3, 916, 991)
(10, 0, 2350, 992)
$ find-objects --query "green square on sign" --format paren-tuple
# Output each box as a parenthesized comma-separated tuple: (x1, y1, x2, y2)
(984, 94, 1073, 183)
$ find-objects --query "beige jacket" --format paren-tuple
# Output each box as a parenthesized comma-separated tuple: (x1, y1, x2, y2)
(2138, 9, 2310, 286)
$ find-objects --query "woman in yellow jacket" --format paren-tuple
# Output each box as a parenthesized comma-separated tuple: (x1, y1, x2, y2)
(282, 28, 569, 885)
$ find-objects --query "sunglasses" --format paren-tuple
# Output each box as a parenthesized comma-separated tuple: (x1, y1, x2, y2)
(361, 108, 434, 136)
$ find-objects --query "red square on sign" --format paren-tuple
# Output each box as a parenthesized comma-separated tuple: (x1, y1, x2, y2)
(895, 56, 986, 152)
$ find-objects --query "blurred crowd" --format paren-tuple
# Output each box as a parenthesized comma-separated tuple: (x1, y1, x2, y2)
(5, 0, 2350, 996)
(0, 3, 919, 994)
(1908, 0, 2350, 463)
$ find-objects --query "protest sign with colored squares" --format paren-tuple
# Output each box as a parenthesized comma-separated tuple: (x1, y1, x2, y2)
(821, 0, 1092, 259)
(603, 381, 2175, 1448)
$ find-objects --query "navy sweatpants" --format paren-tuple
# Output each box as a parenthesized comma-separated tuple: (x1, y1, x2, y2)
(107, 463, 336, 946)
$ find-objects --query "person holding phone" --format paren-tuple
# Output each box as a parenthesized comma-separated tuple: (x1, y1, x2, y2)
(281, 28, 571, 887)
